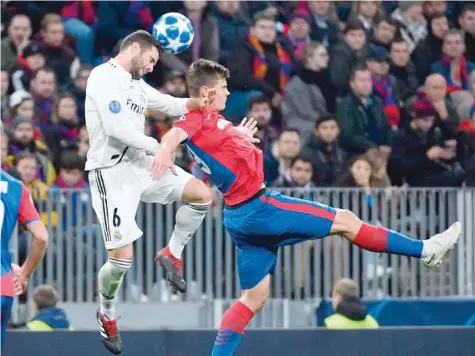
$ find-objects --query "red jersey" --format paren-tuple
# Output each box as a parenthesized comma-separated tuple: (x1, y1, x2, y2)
(174, 109, 264, 205)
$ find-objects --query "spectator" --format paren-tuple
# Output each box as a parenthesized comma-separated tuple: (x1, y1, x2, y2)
(366, 45, 401, 130)
(459, 4, 475, 62)
(30, 67, 56, 134)
(348, 0, 383, 36)
(1, 132, 19, 177)
(389, 39, 419, 102)
(272, 155, 315, 188)
(365, 148, 391, 187)
(162, 70, 188, 98)
(160, 1, 220, 73)
(44, 93, 80, 167)
(10, 42, 46, 92)
(6, 91, 42, 141)
(390, 99, 465, 186)
(246, 95, 279, 152)
(287, 10, 312, 61)
(391, 1, 427, 54)
(423, 0, 449, 20)
(95, 1, 154, 55)
(61, 0, 96, 64)
(329, 19, 367, 97)
(300, 115, 347, 187)
(334, 155, 372, 191)
(1, 69, 9, 119)
(417, 73, 460, 139)
(412, 12, 449, 83)
(369, 14, 398, 51)
(77, 125, 89, 159)
(50, 151, 88, 229)
(146, 109, 171, 142)
(211, 1, 250, 65)
(324, 278, 379, 329)
(283, 41, 334, 143)
(226, 11, 296, 122)
(1, 14, 32, 71)
(14, 152, 50, 199)
(7, 117, 56, 185)
(307, 0, 340, 49)
(26, 285, 72, 331)
(336, 65, 394, 156)
(431, 29, 475, 92)
(66, 64, 92, 124)
(35, 14, 79, 88)
(264, 128, 301, 185)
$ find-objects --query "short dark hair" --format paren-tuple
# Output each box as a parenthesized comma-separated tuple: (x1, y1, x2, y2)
(280, 128, 300, 137)
(290, 155, 313, 169)
(374, 14, 397, 27)
(315, 115, 338, 129)
(33, 285, 57, 310)
(186, 59, 230, 97)
(350, 63, 369, 81)
(32, 66, 55, 80)
(460, 4, 475, 18)
(14, 152, 37, 166)
(120, 30, 159, 52)
(344, 19, 365, 34)
(252, 11, 276, 26)
(430, 12, 448, 23)
(59, 151, 85, 171)
(247, 94, 271, 112)
(391, 38, 408, 48)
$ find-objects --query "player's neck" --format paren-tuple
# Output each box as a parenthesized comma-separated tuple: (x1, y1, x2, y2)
(113, 54, 132, 74)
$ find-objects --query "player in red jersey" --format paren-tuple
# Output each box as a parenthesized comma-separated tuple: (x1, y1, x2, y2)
(1, 169, 48, 349)
(150, 59, 462, 355)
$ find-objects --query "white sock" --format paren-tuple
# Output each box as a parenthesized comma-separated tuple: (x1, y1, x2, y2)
(168, 201, 211, 258)
(98, 258, 132, 320)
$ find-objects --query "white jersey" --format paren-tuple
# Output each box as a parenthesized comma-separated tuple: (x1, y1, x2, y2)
(84, 59, 189, 171)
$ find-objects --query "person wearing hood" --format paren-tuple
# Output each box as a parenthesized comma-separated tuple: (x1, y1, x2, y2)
(26, 284, 72, 331)
(324, 278, 379, 329)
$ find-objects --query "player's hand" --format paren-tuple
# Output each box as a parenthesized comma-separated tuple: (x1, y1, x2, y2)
(186, 89, 216, 111)
(150, 147, 177, 180)
(234, 117, 260, 144)
(11, 263, 27, 296)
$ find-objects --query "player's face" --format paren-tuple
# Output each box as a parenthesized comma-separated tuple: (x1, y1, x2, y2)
(210, 78, 230, 111)
(16, 157, 37, 183)
(350, 159, 372, 188)
(131, 46, 159, 79)
(290, 160, 313, 186)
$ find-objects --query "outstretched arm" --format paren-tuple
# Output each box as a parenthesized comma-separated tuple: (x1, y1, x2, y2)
(232, 117, 260, 144)
(150, 127, 189, 179)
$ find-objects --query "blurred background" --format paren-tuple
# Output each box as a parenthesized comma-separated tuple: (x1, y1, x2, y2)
(1, 0, 475, 354)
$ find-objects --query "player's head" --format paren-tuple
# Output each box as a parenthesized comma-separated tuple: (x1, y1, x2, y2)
(332, 278, 359, 310)
(187, 59, 230, 111)
(32, 284, 58, 313)
(118, 30, 160, 80)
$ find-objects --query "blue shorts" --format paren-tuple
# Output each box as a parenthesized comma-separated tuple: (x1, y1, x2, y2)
(1, 296, 13, 349)
(223, 190, 337, 290)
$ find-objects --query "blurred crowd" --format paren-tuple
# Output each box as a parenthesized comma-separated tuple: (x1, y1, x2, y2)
(1, 0, 475, 207)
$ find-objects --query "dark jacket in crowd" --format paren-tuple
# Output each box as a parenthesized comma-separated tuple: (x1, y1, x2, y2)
(26, 307, 72, 331)
(389, 61, 419, 101)
(336, 93, 394, 155)
(329, 41, 365, 98)
(390, 125, 465, 187)
(10, 56, 33, 92)
(464, 32, 475, 62)
(210, 7, 250, 64)
(309, 14, 340, 49)
(301, 137, 347, 186)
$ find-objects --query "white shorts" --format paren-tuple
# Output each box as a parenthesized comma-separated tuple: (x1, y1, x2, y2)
(89, 157, 193, 250)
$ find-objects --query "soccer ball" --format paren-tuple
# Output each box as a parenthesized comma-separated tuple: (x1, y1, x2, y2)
(152, 12, 194, 55)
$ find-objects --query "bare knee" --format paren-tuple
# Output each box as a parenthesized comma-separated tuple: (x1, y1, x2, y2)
(108, 243, 133, 261)
(332, 209, 362, 235)
(182, 178, 212, 205)
(240, 275, 270, 313)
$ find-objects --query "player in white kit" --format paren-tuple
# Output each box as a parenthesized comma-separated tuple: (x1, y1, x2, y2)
(85, 30, 212, 354)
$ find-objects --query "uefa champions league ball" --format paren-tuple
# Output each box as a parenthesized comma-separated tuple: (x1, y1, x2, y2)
(152, 12, 194, 55)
